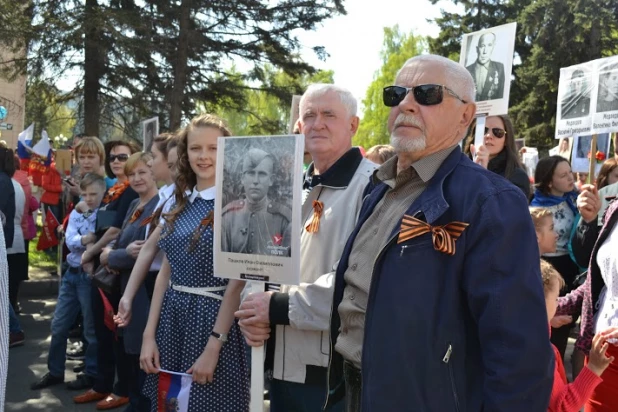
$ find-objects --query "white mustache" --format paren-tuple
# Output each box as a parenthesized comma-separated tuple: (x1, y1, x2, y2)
(394, 114, 423, 129)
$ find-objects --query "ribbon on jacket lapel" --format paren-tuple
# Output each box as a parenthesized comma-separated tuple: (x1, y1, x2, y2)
(398, 214, 469, 256)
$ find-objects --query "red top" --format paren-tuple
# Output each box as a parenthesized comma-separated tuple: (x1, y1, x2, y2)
(549, 343, 601, 411)
(41, 163, 63, 205)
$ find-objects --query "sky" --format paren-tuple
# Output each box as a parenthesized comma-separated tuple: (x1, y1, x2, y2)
(295, 0, 461, 107)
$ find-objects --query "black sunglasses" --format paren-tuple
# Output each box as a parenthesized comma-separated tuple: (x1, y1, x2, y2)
(383, 84, 467, 107)
(109, 154, 129, 162)
(484, 127, 507, 138)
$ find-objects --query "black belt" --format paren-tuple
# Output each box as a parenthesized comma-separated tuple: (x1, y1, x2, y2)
(67, 266, 80, 274)
(344, 361, 362, 389)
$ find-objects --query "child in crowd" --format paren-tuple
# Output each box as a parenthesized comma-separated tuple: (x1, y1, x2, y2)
(540, 260, 616, 411)
(31, 173, 106, 391)
(531, 207, 616, 411)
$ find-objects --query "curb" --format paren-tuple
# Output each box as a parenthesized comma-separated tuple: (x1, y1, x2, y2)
(20, 277, 59, 298)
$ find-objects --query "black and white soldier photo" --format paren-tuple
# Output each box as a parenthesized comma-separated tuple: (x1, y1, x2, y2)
(220, 147, 292, 257)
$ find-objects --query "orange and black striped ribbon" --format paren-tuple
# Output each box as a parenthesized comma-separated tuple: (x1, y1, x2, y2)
(397, 214, 469, 256)
(305, 200, 324, 233)
(129, 208, 143, 223)
(188, 210, 214, 252)
(140, 215, 154, 227)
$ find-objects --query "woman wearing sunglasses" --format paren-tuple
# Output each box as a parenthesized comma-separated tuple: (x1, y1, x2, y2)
(464, 115, 531, 198)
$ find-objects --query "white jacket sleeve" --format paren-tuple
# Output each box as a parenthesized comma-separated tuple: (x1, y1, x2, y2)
(287, 268, 336, 331)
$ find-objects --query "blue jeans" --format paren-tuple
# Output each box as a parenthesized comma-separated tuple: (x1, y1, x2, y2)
(48, 268, 98, 378)
(270, 378, 344, 412)
(9, 304, 22, 334)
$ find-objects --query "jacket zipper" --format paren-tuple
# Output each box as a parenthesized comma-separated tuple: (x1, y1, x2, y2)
(324, 209, 422, 409)
(357, 210, 424, 403)
(443, 343, 461, 412)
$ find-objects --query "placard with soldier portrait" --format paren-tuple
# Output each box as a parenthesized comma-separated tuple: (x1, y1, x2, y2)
(592, 56, 618, 134)
(459, 22, 517, 116)
(142, 117, 159, 152)
(555, 62, 595, 139)
(213, 134, 304, 285)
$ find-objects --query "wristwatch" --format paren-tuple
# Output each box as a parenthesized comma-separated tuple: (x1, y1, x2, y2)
(210, 331, 228, 343)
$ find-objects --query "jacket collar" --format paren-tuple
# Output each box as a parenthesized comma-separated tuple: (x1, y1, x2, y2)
(304, 147, 363, 189)
(401, 146, 463, 225)
(365, 146, 463, 231)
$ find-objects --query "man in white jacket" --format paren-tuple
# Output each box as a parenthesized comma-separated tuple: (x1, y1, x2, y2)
(236, 84, 376, 411)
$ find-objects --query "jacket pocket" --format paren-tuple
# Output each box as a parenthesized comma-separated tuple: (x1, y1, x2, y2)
(443, 343, 461, 412)
(398, 234, 434, 256)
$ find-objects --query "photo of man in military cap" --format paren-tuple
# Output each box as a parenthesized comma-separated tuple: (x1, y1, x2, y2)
(221, 148, 292, 257)
(561, 69, 591, 119)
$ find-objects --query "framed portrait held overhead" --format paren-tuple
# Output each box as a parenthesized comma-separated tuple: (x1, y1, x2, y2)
(141, 117, 159, 152)
(459, 22, 517, 117)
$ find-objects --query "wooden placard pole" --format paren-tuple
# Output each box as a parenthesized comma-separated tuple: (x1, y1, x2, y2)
(588, 134, 598, 184)
(249, 282, 266, 412)
(473, 114, 488, 161)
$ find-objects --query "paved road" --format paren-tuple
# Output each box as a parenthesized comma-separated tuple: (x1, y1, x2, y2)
(7, 295, 271, 411)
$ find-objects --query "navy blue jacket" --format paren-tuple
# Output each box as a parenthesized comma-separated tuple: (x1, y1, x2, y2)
(327, 147, 553, 412)
(0, 172, 15, 249)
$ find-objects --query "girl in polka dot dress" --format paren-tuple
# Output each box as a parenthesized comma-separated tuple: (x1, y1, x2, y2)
(140, 114, 249, 411)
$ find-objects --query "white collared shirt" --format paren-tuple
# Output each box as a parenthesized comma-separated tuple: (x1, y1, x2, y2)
(155, 184, 176, 211)
(188, 185, 216, 203)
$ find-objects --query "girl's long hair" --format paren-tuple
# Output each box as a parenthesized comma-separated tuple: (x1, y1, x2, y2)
(463, 114, 524, 179)
(163, 114, 232, 235)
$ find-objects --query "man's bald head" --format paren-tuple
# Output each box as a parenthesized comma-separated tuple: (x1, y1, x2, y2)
(476, 32, 496, 65)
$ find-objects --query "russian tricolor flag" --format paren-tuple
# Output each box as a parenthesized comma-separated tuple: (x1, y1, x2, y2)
(158, 369, 192, 412)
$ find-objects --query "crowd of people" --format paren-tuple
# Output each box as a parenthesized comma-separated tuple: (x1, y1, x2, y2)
(1, 54, 618, 412)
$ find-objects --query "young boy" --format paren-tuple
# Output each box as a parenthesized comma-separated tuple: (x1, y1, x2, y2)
(31, 173, 106, 391)
(531, 207, 614, 411)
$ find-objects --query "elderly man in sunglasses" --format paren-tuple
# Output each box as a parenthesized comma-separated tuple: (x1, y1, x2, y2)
(324, 54, 553, 412)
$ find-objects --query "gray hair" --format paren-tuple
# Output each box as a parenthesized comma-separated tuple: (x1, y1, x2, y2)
(397, 54, 476, 103)
(299, 84, 358, 118)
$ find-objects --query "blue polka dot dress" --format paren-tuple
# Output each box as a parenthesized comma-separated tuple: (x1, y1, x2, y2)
(142, 197, 250, 411)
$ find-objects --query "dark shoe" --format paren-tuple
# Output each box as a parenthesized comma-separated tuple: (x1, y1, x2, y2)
(31, 372, 64, 390)
(73, 362, 86, 373)
(66, 373, 94, 390)
(67, 346, 85, 360)
(9, 331, 25, 348)
(68, 327, 83, 339)
(74, 389, 109, 404)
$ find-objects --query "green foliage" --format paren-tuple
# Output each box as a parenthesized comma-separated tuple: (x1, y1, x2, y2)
(430, 0, 618, 153)
(0, 0, 344, 139)
(354, 26, 425, 149)
(28, 234, 56, 271)
(202, 66, 334, 136)
(25, 79, 77, 143)
(511, 0, 618, 151)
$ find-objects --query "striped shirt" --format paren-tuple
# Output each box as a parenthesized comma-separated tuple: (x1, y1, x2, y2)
(335, 146, 456, 369)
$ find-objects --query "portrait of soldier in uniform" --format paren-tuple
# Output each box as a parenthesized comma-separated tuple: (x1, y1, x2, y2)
(561, 69, 591, 119)
(596, 62, 618, 113)
(465, 32, 505, 101)
(221, 148, 292, 257)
